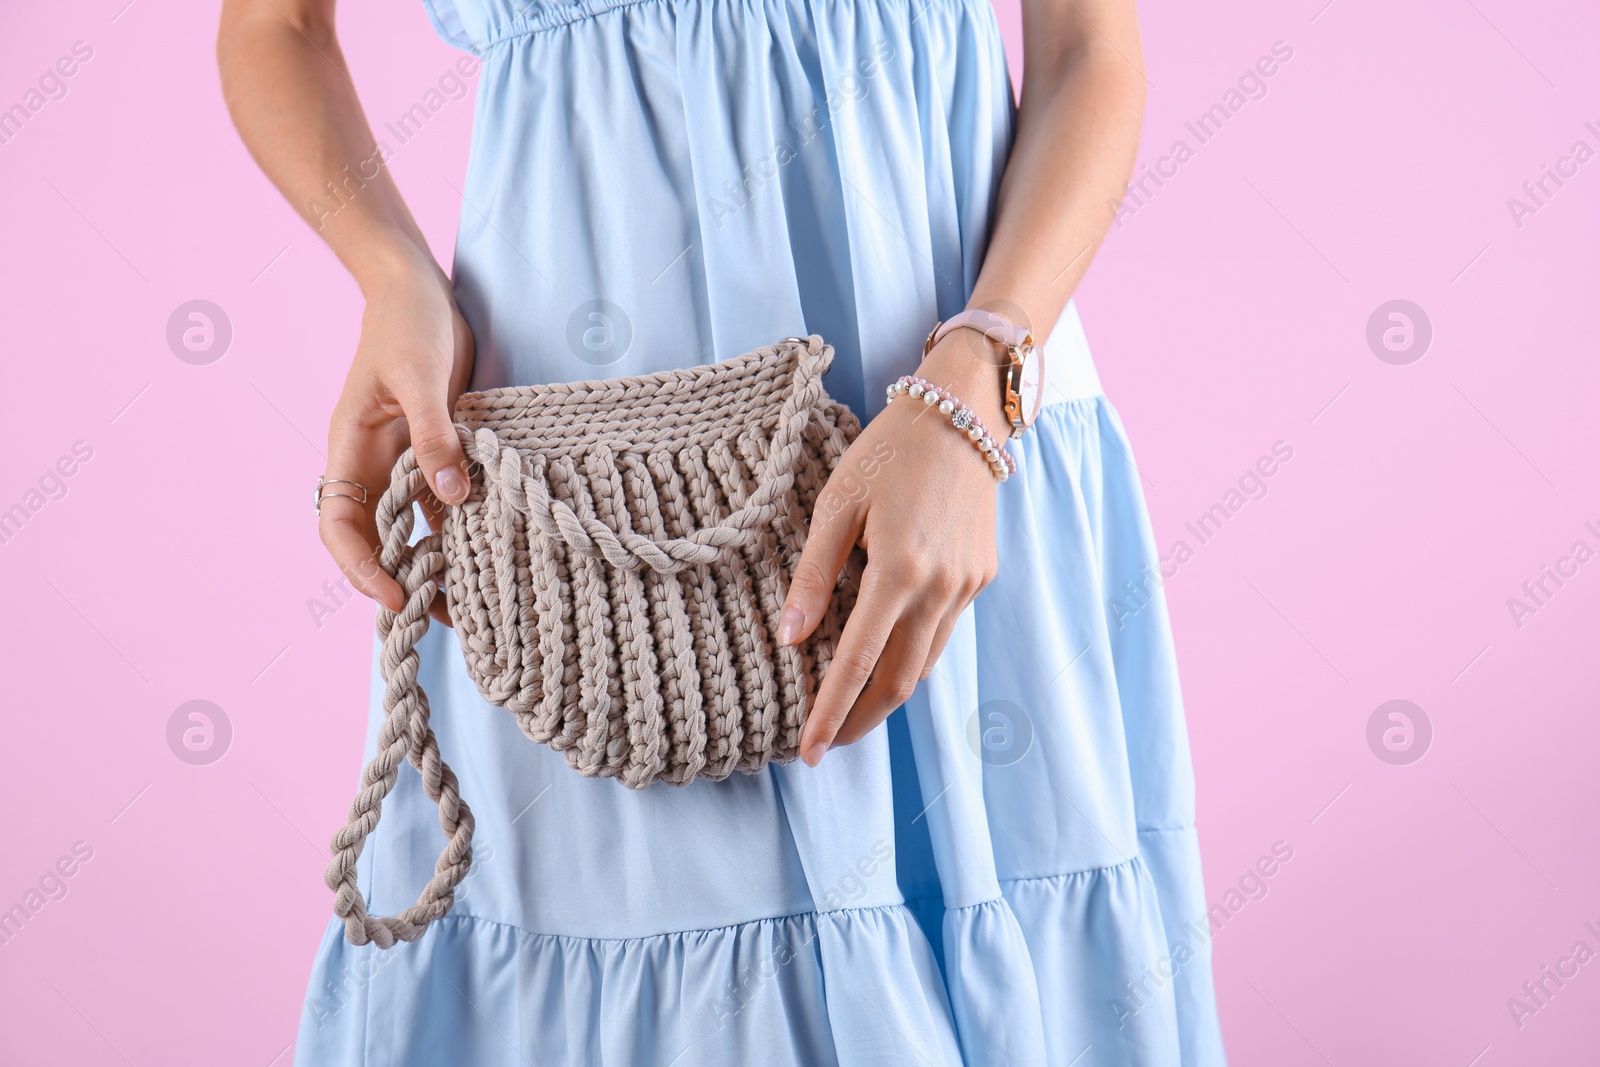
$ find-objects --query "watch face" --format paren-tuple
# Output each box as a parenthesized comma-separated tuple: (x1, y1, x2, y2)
(1016, 346, 1045, 428)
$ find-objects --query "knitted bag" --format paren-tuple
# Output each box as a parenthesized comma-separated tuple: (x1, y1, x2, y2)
(326, 335, 863, 947)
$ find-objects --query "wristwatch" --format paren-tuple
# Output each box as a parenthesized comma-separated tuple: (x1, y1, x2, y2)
(923, 308, 1046, 435)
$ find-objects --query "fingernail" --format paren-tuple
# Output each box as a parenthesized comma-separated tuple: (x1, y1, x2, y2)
(435, 467, 465, 503)
(805, 740, 829, 766)
(777, 606, 804, 646)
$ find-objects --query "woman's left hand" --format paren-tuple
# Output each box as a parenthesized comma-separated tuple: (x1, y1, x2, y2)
(780, 332, 1011, 765)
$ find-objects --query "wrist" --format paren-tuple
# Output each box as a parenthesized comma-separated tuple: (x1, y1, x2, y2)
(887, 374, 1016, 480)
(914, 333, 1013, 440)
(351, 233, 443, 302)
(963, 289, 1049, 347)
(920, 303, 1049, 438)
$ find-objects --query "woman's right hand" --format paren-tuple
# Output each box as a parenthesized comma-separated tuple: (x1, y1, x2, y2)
(218, 3, 478, 620)
(318, 254, 476, 624)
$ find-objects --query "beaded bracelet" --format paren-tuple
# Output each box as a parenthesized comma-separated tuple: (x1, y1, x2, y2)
(886, 375, 1017, 482)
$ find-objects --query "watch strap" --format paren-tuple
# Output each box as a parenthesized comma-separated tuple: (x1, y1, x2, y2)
(927, 308, 1034, 354)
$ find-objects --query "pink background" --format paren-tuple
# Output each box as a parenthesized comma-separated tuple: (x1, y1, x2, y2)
(2, 0, 1596, 1063)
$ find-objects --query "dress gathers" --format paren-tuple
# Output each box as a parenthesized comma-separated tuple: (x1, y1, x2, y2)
(293, 0, 1228, 1062)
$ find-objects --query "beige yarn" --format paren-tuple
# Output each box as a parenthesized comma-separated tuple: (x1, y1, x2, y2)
(325, 335, 863, 947)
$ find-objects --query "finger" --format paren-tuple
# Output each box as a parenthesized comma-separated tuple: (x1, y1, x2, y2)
(917, 601, 965, 684)
(320, 508, 405, 613)
(832, 597, 941, 748)
(323, 401, 409, 614)
(400, 382, 471, 506)
(779, 474, 866, 648)
(322, 504, 453, 624)
(918, 555, 991, 681)
(799, 563, 908, 765)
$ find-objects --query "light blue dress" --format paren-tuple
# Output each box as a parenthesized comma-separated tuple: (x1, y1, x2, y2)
(295, 0, 1227, 1062)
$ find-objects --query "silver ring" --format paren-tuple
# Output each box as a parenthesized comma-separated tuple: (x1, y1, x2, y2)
(315, 475, 369, 516)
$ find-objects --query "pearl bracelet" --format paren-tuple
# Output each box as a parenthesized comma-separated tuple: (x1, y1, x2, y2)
(886, 375, 1017, 482)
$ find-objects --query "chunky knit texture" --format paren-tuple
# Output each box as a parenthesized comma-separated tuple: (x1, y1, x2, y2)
(326, 336, 863, 947)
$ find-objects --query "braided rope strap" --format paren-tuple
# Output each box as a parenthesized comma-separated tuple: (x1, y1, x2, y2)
(326, 336, 863, 947)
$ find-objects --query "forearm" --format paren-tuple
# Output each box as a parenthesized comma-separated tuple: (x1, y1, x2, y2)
(967, 7, 1147, 344)
(217, 1, 434, 294)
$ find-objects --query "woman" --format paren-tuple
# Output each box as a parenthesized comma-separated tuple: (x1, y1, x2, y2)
(219, 0, 1226, 1061)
